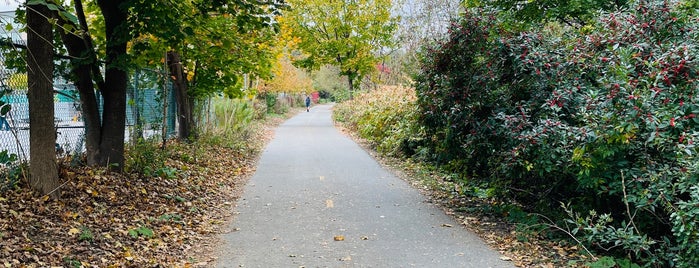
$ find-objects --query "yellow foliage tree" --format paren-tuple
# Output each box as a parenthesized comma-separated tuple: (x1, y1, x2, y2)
(259, 16, 313, 94)
(261, 55, 313, 94)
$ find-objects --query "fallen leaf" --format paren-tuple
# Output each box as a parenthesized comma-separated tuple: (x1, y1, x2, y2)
(333, 235, 345, 241)
(68, 228, 80, 236)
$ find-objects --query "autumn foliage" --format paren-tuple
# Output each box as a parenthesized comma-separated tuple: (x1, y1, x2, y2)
(334, 86, 420, 156)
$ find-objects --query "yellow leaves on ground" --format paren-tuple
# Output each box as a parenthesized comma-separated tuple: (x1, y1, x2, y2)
(68, 228, 81, 236)
(85, 188, 98, 197)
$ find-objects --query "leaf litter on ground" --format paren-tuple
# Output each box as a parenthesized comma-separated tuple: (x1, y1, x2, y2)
(0, 116, 286, 267)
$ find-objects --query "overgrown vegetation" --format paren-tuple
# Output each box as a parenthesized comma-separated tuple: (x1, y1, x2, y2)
(334, 86, 421, 156)
(337, 1, 699, 266)
(313, 65, 351, 102)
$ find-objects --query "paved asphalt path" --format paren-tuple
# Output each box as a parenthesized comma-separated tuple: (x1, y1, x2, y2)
(216, 104, 514, 268)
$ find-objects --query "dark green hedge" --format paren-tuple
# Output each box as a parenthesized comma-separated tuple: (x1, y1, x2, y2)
(414, 1, 699, 266)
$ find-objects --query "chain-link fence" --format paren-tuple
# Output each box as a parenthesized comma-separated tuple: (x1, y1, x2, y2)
(125, 69, 178, 144)
(0, 58, 178, 161)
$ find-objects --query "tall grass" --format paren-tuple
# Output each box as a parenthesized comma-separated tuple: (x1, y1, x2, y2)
(195, 97, 265, 153)
(213, 97, 255, 135)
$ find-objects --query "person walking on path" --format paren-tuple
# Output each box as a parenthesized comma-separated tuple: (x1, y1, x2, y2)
(305, 95, 311, 112)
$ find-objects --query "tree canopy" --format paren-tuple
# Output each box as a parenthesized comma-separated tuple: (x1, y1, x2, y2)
(6, 0, 285, 170)
(127, 0, 283, 99)
(282, 0, 397, 99)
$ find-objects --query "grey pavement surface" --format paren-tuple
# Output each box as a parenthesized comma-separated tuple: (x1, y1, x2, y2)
(216, 104, 515, 268)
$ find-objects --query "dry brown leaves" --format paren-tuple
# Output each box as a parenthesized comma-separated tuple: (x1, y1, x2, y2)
(0, 116, 285, 267)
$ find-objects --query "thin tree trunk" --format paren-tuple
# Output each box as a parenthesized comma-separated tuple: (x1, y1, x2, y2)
(167, 51, 194, 141)
(58, 33, 102, 165)
(27, 1, 60, 198)
(56, 1, 102, 166)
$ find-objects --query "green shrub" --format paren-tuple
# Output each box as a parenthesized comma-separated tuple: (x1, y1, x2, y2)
(334, 86, 423, 157)
(414, 1, 699, 266)
(78, 226, 94, 242)
(0, 151, 21, 192)
(213, 97, 254, 135)
(202, 96, 268, 154)
(262, 92, 277, 112)
(259, 93, 294, 114)
(124, 138, 174, 179)
(128, 226, 154, 239)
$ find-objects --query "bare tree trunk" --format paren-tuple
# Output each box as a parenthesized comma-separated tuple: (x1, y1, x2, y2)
(167, 51, 195, 141)
(27, 1, 60, 198)
(56, 0, 104, 167)
(95, 0, 128, 170)
(53, 0, 129, 170)
(57, 31, 102, 165)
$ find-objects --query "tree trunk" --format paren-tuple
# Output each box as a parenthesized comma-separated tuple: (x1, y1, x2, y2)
(56, 0, 105, 167)
(57, 30, 102, 166)
(347, 75, 354, 100)
(96, 0, 129, 170)
(167, 51, 195, 141)
(27, 1, 60, 198)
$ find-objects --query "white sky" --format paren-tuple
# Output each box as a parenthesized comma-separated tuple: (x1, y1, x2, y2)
(0, 0, 20, 12)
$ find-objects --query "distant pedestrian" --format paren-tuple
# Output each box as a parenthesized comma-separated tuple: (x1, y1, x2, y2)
(305, 96, 311, 112)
